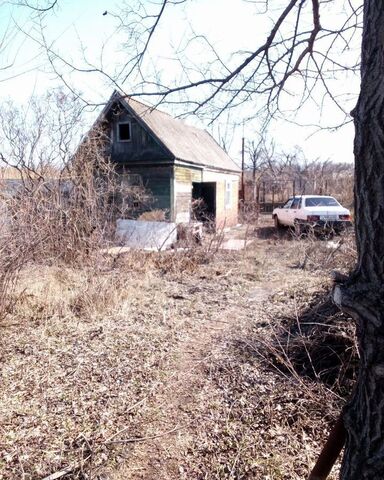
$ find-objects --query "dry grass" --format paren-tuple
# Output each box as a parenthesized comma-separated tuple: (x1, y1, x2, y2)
(176, 278, 349, 479)
(1, 260, 179, 479)
(138, 210, 167, 221)
(0, 223, 358, 480)
(292, 229, 357, 273)
(0, 247, 247, 479)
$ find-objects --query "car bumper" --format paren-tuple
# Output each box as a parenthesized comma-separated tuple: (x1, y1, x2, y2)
(301, 220, 353, 232)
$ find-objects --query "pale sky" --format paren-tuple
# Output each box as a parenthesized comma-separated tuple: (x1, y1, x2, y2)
(0, 0, 360, 166)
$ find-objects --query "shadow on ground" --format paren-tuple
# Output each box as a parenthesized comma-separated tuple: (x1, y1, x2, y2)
(256, 225, 295, 241)
(235, 289, 357, 397)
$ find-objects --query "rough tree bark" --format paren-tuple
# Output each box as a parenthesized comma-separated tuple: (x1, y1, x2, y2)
(334, 1, 384, 478)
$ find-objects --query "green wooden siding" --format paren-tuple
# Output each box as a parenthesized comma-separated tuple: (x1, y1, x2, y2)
(118, 165, 172, 216)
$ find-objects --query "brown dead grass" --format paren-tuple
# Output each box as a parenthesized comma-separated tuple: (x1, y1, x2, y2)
(0, 223, 357, 479)
(1, 264, 170, 478)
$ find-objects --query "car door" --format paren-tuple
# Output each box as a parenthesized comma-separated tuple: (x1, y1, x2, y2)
(278, 198, 293, 225)
(288, 197, 301, 225)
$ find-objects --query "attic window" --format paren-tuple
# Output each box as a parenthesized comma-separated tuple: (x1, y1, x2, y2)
(117, 121, 131, 142)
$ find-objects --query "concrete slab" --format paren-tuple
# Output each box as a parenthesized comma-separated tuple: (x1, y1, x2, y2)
(116, 219, 177, 251)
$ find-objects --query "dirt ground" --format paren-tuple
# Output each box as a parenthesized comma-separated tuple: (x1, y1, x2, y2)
(0, 217, 355, 479)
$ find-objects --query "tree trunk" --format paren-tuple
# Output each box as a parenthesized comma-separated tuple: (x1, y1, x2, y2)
(336, 1, 384, 478)
(252, 167, 257, 201)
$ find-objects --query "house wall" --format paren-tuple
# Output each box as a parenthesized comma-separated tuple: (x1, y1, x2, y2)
(173, 165, 240, 227)
(106, 102, 240, 226)
(107, 108, 171, 164)
(202, 170, 240, 228)
(117, 165, 173, 217)
(173, 166, 202, 223)
(108, 103, 174, 217)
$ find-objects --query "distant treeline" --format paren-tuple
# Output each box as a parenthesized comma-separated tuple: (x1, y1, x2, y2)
(243, 142, 354, 209)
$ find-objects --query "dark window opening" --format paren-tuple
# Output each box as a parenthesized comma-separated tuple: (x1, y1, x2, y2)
(291, 197, 301, 209)
(118, 122, 131, 141)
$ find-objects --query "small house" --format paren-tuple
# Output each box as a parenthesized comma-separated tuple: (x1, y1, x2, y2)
(95, 91, 241, 228)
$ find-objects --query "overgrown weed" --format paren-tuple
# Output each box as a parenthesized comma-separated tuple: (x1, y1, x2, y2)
(291, 228, 356, 273)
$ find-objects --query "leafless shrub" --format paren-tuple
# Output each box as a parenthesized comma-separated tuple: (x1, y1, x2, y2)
(0, 91, 150, 321)
(292, 228, 357, 273)
(259, 294, 358, 400)
(0, 225, 35, 321)
(150, 249, 210, 275)
(2, 138, 149, 265)
(138, 209, 167, 221)
(239, 200, 260, 225)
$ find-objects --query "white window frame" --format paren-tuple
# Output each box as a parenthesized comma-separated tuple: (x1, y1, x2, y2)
(225, 180, 232, 209)
(117, 121, 132, 142)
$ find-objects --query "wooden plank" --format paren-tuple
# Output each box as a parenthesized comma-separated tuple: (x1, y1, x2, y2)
(175, 166, 192, 183)
(191, 170, 202, 182)
(108, 111, 172, 163)
(175, 166, 202, 183)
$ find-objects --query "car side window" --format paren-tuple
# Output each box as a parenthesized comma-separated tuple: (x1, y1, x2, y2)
(283, 199, 293, 209)
(291, 198, 300, 209)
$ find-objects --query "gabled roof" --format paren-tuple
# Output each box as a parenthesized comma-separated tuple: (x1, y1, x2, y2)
(100, 91, 241, 173)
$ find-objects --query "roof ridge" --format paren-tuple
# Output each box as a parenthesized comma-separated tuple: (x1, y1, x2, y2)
(104, 90, 241, 173)
(114, 90, 175, 120)
(114, 90, 216, 137)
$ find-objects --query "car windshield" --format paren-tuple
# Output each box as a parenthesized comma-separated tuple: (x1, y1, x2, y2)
(305, 197, 340, 207)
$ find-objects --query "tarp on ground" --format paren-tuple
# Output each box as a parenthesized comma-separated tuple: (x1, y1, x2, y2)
(115, 219, 177, 251)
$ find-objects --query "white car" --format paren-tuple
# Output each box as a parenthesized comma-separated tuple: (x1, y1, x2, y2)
(272, 195, 352, 233)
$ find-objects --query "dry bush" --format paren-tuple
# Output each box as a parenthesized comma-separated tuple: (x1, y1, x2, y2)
(0, 195, 41, 320)
(3, 136, 150, 265)
(239, 200, 260, 224)
(113, 243, 217, 277)
(292, 228, 357, 273)
(138, 209, 167, 221)
(0, 229, 35, 320)
(259, 292, 358, 399)
(151, 248, 211, 275)
(0, 91, 151, 320)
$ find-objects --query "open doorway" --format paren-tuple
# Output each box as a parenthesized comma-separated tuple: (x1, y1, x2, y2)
(192, 182, 216, 224)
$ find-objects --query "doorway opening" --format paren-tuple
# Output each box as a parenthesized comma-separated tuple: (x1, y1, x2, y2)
(192, 182, 216, 225)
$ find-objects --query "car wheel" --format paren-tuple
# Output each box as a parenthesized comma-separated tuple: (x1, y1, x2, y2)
(294, 219, 304, 237)
(274, 215, 283, 230)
